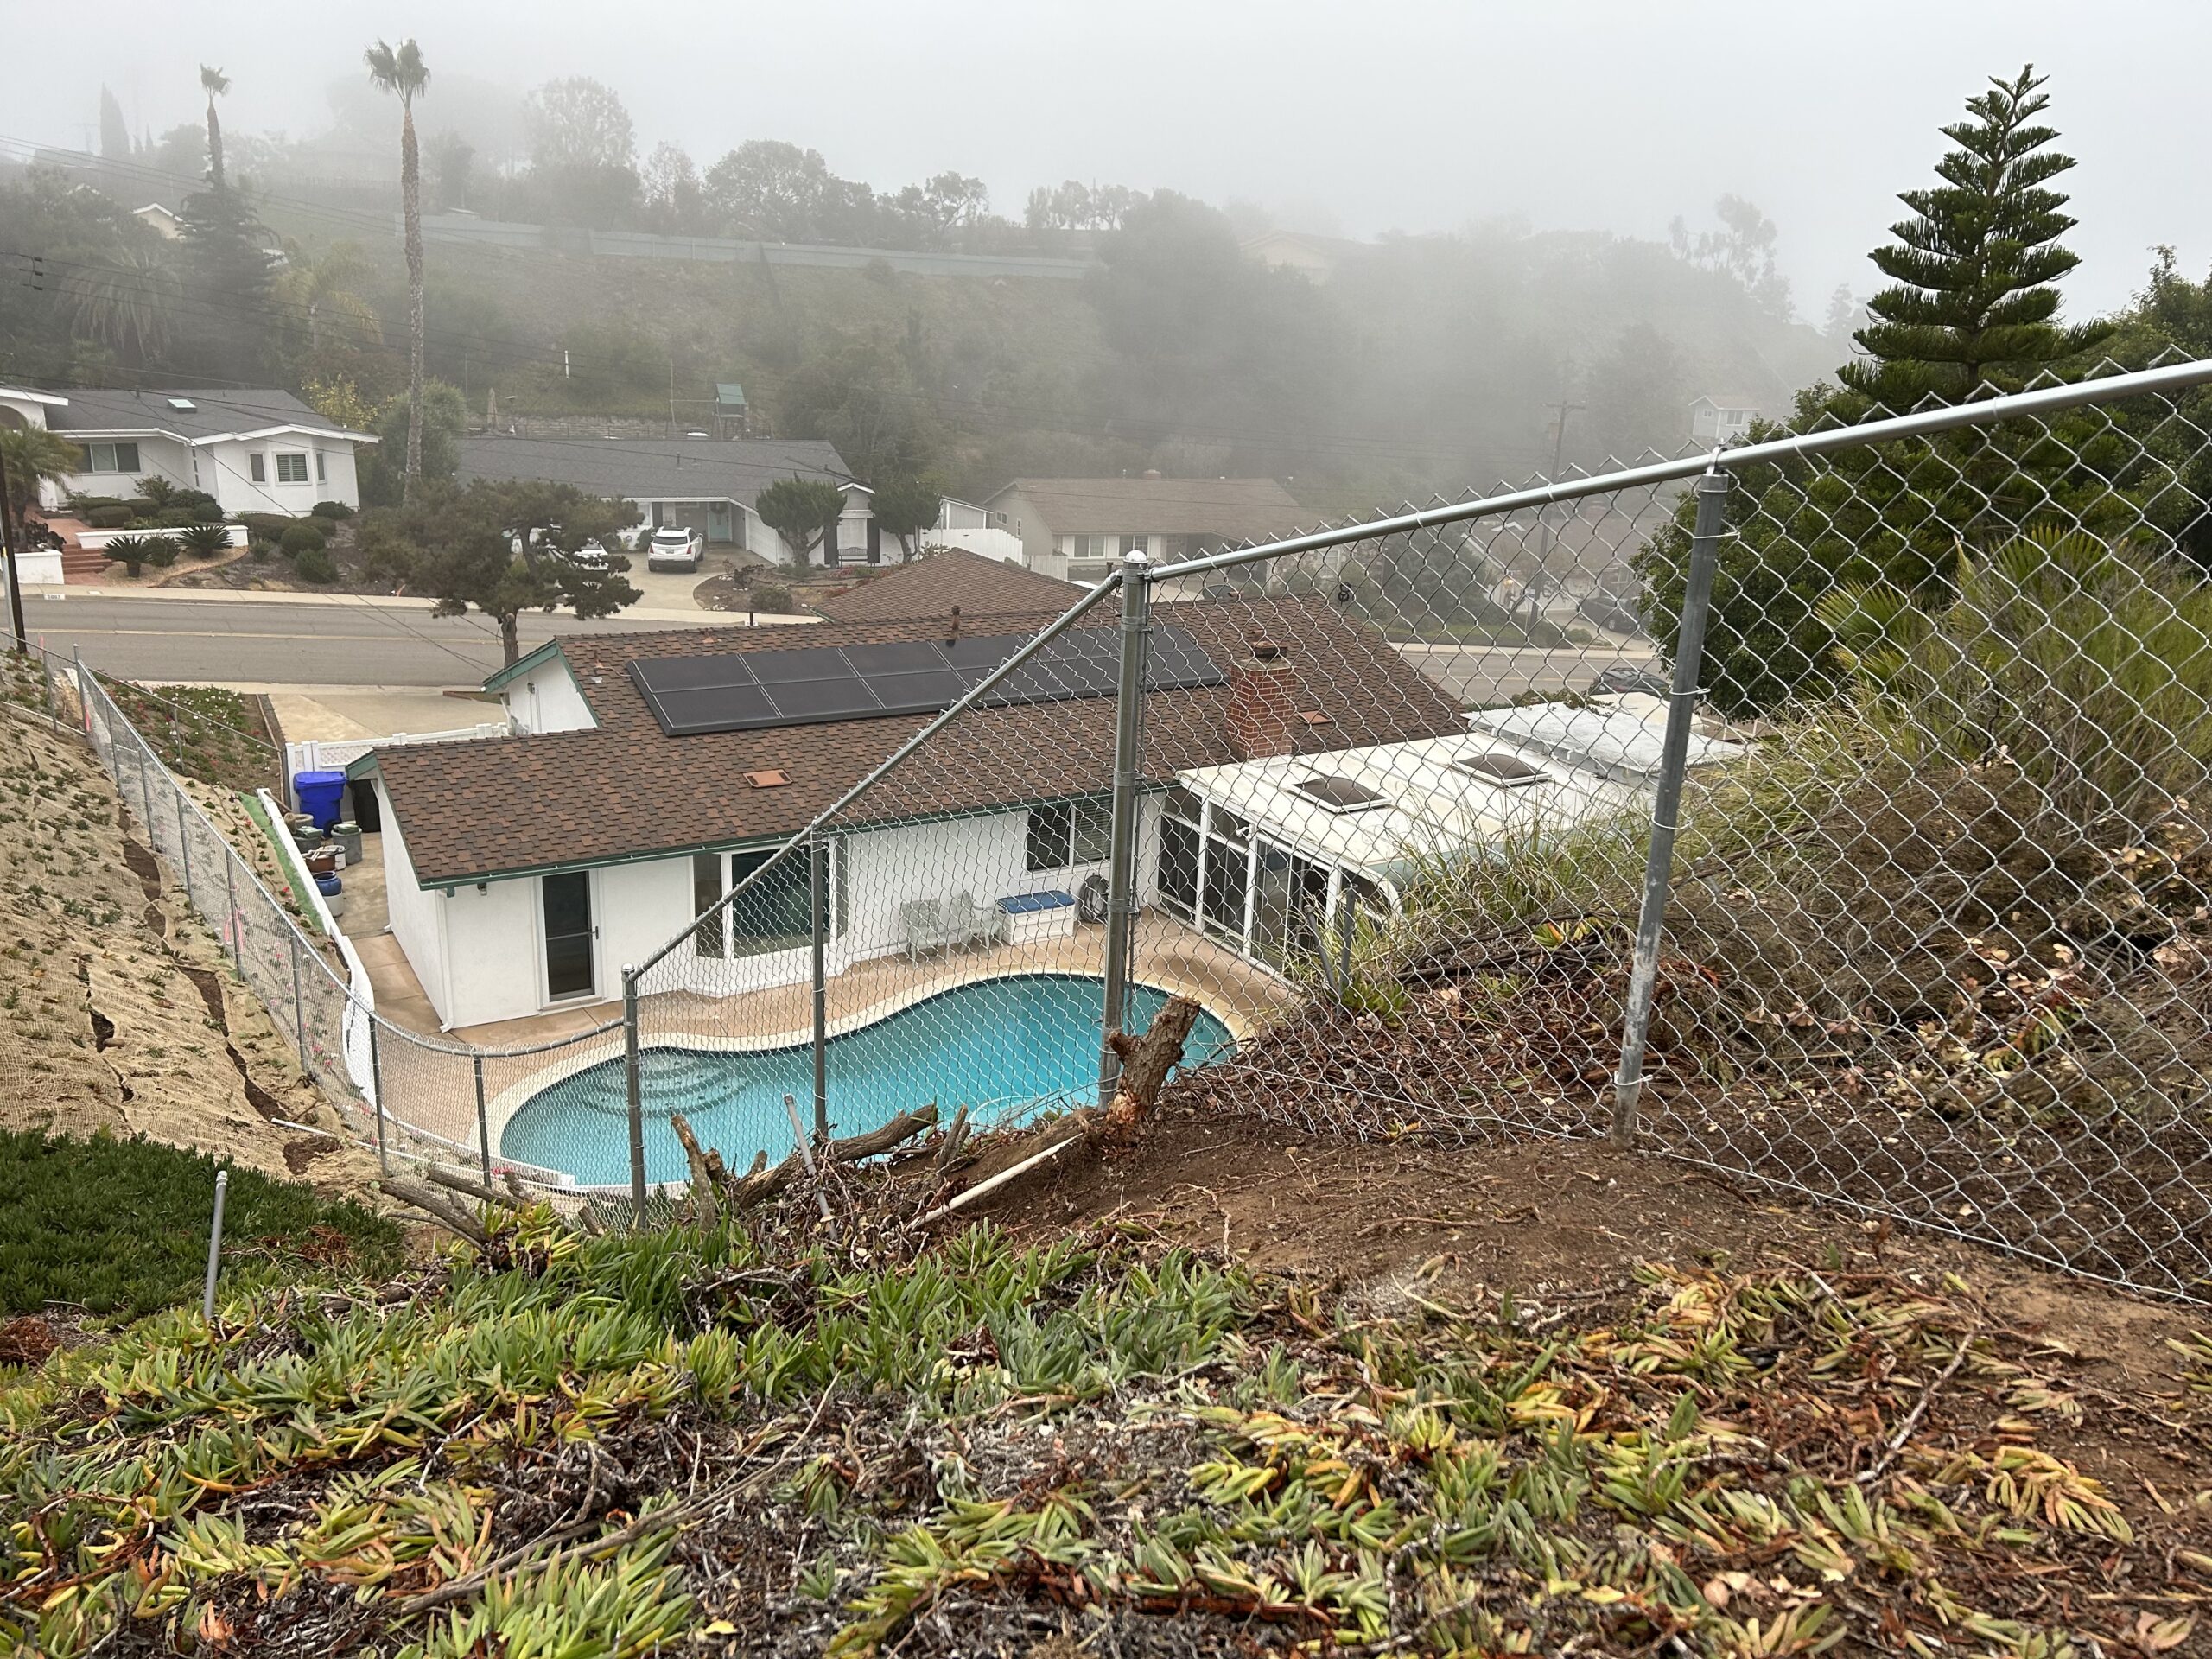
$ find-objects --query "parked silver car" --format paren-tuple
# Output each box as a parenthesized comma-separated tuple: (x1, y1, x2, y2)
(645, 524, 704, 572)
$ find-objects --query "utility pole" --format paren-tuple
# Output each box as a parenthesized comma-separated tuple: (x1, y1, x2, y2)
(1528, 397, 1585, 629)
(0, 445, 26, 656)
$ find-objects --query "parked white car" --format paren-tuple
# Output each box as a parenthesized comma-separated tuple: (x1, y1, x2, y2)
(645, 524, 705, 572)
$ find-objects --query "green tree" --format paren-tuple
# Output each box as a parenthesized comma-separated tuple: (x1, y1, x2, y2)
(359, 379, 467, 507)
(779, 334, 936, 481)
(199, 65, 230, 188)
(523, 77, 638, 226)
(176, 185, 276, 377)
(358, 480, 639, 665)
(0, 427, 79, 533)
(869, 475, 941, 560)
(365, 38, 430, 503)
(63, 246, 181, 368)
(755, 476, 847, 566)
(275, 239, 384, 373)
(1840, 65, 2112, 408)
(99, 86, 130, 162)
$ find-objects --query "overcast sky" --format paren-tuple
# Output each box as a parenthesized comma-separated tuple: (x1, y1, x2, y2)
(8, 0, 2202, 320)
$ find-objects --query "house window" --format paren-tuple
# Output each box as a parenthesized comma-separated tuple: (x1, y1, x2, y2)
(1025, 798, 1112, 873)
(315, 451, 327, 482)
(249, 454, 266, 482)
(1070, 533, 1107, 559)
(691, 844, 841, 959)
(1119, 533, 1147, 556)
(78, 442, 141, 474)
(276, 453, 309, 484)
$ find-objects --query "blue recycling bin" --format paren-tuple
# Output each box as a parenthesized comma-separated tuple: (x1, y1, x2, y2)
(293, 770, 348, 830)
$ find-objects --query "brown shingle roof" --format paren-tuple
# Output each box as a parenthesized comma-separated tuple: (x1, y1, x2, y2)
(987, 476, 1303, 540)
(373, 599, 1463, 887)
(810, 547, 1083, 624)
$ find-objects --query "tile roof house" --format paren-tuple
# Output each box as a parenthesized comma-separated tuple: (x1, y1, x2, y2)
(353, 594, 1466, 1032)
(810, 547, 1084, 625)
(0, 385, 376, 515)
(455, 434, 876, 567)
(983, 476, 1305, 585)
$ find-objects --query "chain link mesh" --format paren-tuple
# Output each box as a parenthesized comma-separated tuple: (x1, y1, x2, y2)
(18, 358, 2212, 1298)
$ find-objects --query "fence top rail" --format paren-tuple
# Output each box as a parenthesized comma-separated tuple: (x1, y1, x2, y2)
(1147, 357, 2212, 583)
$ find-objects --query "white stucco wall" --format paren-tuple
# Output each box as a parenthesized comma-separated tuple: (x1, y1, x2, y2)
(398, 800, 1167, 1030)
(500, 658, 598, 735)
(378, 783, 452, 1023)
(919, 527, 1027, 564)
(48, 435, 196, 507)
(200, 435, 362, 514)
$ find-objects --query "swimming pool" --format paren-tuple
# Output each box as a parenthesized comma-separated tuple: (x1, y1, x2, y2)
(499, 974, 1235, 1187)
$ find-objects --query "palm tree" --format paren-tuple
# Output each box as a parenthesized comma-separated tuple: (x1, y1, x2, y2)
(64, 246, 181, 367)
(200, 65, 230, 188)
(365, 38, 430, 503)
(0, 426, 79, 530)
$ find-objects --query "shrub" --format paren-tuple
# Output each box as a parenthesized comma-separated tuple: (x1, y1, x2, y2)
(750, 582, 796, 613)
(294, 545, 338, 584)
(310, 513, 342, 541)
(250, 540, 274, 562)
(280, 522, 327, 556)
(0, 1128, 402, 1319)
(137, 477, 179, 508)
(84, 504, 135, 530)
(105, 534, 152, 576)
(139, 505, 201, 529)
(239, 512, 293, 539)
(178, 523, 232, 558)
(174, 488, 221, 517)
(313, 499, 355, 520)
(138, 534, 179, 569)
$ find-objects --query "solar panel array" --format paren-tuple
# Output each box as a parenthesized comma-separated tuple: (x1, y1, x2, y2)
(630, 626, 1224, 736)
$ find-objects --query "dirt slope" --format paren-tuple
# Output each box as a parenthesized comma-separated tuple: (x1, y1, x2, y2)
(0, 679, 372, 1190)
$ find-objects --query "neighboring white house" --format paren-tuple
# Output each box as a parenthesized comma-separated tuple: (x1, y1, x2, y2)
(920, 495, 1026, 563)
(984, 475, 1305, 585)
(0, 385, 373, 516)
(353, 593, 1469, 1033)
(132, 203, 187, 239)
(456, 435, 876, 567)
(1688, 395, 1764, 446)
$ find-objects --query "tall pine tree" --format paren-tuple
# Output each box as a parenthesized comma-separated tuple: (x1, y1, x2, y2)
(1840, 65, 2111, 407)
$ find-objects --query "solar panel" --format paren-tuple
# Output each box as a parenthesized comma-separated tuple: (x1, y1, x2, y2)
(629, 625, 1226, 737)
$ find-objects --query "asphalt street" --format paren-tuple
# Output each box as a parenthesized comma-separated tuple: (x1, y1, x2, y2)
(14, 594, 1656, 701)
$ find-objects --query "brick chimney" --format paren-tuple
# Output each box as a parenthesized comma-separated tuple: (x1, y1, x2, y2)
(1226, 638, 1297, 760)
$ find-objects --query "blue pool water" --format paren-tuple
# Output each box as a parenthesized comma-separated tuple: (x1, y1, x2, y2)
(500, 974, 1235, 1187)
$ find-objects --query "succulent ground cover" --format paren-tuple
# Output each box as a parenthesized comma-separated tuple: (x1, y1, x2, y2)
(3, 1193, 2208, 1657)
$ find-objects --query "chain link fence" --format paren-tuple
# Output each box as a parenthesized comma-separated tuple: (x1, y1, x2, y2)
(19, 355, 2212, 1301)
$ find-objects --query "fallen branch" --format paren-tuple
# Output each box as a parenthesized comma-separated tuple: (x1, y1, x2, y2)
(669, 1113, 720, 1230)
(424, 1164, 531, 1212)
(720, 1107, 941, 1211)
(1859, 1325, 1980, 1484)
(1103, 995, 1201, 1137)
(378, 1176, 489, 1247)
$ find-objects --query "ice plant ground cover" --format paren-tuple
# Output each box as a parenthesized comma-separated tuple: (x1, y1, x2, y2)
(3, 1203, 2209, 1656)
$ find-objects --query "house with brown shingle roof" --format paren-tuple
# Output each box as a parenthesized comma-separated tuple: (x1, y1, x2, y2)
(983, 475, 1306, 585)
(811, 547, 1084, 625)
(349, 596, 1469, 1031)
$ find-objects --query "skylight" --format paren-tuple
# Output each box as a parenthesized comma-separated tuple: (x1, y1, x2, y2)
(1456, 751, 1548, 786)
(1288, 774, 1389, 813)
(166, 397, 197, 411)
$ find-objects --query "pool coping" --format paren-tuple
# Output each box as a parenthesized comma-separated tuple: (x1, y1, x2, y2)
(483, 968, 1247, 1186)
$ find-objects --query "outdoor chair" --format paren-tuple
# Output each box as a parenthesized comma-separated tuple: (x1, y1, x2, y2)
(900, 898, 967, 961)
(949, 890, 1000, 948)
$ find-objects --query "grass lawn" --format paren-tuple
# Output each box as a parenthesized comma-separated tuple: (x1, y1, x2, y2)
(0, 1128, 402, 1321)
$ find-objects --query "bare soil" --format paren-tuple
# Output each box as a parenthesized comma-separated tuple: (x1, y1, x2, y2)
(0, 685, 372, 1191)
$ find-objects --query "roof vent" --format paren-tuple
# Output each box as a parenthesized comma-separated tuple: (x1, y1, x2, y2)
(1295, 709, 1332, 727)
(1249, 637, 1282, 663)
(743, 769, 791, 789)
(1456, 751, 1548, 787)
(1289, 774, 1387, 813)
(166, 397, 197, 411)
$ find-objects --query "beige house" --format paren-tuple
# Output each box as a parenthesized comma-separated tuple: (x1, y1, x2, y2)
(983, 475, 1305, 586)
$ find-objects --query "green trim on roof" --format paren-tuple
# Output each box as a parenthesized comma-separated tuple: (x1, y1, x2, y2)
(480, 639, 566, 692)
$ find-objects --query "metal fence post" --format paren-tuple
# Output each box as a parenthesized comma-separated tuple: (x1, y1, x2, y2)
(622, 963, 646, 1225)
(175, 791, 193, 905)
(201, 1170, 229, 1324)
(473, 1052, 492, 1184)
(223, 848, 238, 963)
(810, 832, 828, 1138)
(289, 931, 308, 1064)
(367, 1015, 386, 1173)
(1611, 467, 1733, 1148)
(1099, 554, 1152, 1104)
